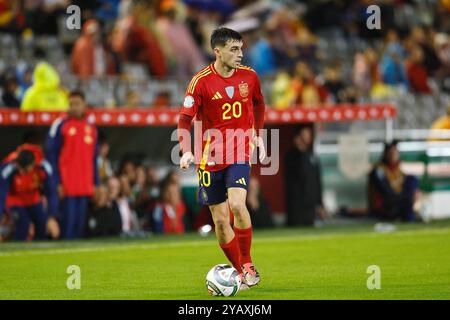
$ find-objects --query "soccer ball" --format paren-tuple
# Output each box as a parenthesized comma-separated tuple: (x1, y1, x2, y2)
(205, 264, 242, 297)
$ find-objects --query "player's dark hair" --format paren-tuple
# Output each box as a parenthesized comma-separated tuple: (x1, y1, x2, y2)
(210, 27, 242, 49)
(16, 150, 35, 169)
(69, 89, 85, 100)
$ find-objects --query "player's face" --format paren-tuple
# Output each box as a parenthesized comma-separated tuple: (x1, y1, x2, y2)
(69, 96, 87, 119)
(216, 40, 243, 69)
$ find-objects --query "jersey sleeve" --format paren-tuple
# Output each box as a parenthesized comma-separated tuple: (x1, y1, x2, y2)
(40, 160, 58, 217)
(252, 73, 265, 133)
(0, 162, 16, 216)
(179, 76, 203, 118)
(45, 118, 64, 185)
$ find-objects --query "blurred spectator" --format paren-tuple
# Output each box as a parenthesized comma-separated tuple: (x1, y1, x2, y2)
(45, 90, 99, 239)
(292, 62, 327, 107)
(112, 4, 167, 78)
(409, 26, 442, 77)
(368, 140, 419, 222)
(152, 90, 171, 108)
(352, 48, 380, 97)
(112, 175, 139, 234)
(26, 0, 69, 36)
(380, 30, 408, 89)
(21, 62, 69, 111)
(97, 131, 113, 182)
(95, 0, 120, 22)
(16, 66, 33, 101)
(1, 76, 20, 107)
(86, 184, 122, 237)
(146, 165, 161, 199)
(271, 71, 295, 110)
(124, 90, 140, 108)
(296, 24, 319, 68)
(130, 165, 149, 211)
(152, 177, 186, 234)
(284, 123, 326, 226)
(248, 28, 277, 77)
(406, 46, 432, 94)
(246, 176, 274, 229)
(430, 104, 450, 139)
(155, 2, 207, 78)
(118, 157, 137, 187)
(71, 19, 118, 77)
(323, 63, 346, 103)
(434, 33, 450, 93)
(0, 0, 25, 34)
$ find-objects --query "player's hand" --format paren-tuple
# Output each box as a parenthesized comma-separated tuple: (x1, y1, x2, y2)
(57, 184, 64, 199)
(180, 151, 194, 170)
(46, 216, 60, 240)
(254, 136, 266, 163)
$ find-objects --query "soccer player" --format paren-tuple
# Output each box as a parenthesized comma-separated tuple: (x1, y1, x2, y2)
(46, 90, 99, 239)
(0, 146, 58, 241)
(177, 28, 266, 289)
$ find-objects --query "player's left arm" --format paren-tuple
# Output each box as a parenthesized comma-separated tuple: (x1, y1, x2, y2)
(0, 163, 15, 218)
(252, 73, 266, 162)
(93, 127, 100, 187)
(40, 160, 58, 218)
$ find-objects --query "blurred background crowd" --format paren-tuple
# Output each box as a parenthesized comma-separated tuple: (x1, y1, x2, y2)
(0, 0, 449, 118)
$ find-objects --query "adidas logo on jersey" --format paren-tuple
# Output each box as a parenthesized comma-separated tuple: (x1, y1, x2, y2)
(212, 92, 223, 100)
(235, 178, 246, 186)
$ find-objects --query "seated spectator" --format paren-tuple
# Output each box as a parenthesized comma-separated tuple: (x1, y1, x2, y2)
(124, 90, 141, 108)
(21, 62, 68, 111)
(86, 184, 122, 237)
(380, 42, 408, 89)
(108, 175, 139, 235)
(152, 90, 171, 108)
(291, 62, 327, 108)
(368, 140, 419, 222)
(1, 76, 20, 107)
(271, 71, 295, 110)
(429, 104, 450, 140)
(246, 176, 274, 229)
(323, 63, 346, 103)
(151, 177, 186, 234)
(97, 131, 113, 183)
(352, 48, 380, 97)
(406, 46, 432, 94)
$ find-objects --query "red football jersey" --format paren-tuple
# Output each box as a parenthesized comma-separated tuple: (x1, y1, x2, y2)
(179, 63, 265, 172)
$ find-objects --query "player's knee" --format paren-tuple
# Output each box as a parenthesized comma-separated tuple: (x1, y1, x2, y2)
(212, 214, 229, 230)
(228, 200, 246, 216)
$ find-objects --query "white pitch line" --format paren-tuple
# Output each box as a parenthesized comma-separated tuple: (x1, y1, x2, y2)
(0, 227, 449, 258)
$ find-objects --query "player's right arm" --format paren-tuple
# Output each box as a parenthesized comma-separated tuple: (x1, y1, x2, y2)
(0, 162, 15, 218)
(45, 118, 64, 192)
(178, 75, 203, 170)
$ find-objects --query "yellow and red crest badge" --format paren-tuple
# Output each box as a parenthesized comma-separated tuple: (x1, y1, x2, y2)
(239, 83, 249, 98)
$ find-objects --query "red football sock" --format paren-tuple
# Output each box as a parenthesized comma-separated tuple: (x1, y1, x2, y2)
(234, 226, 253, 265)
(219, 236, 242, 273)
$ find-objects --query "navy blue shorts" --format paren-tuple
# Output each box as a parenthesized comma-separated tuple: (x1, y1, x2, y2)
(197, 163, 251, 206)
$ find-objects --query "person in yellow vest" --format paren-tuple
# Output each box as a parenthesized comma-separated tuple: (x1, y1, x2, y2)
(428, 104, 450, 141)
(430, 104, 450, 134)
(20, 62, 69, 112)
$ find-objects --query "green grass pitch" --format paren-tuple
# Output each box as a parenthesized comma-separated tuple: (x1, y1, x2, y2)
(1, 220, 450, 300)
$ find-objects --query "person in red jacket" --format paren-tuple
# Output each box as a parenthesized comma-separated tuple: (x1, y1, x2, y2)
(0, 146, 58, 241)
(45, 90, 99, 239)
